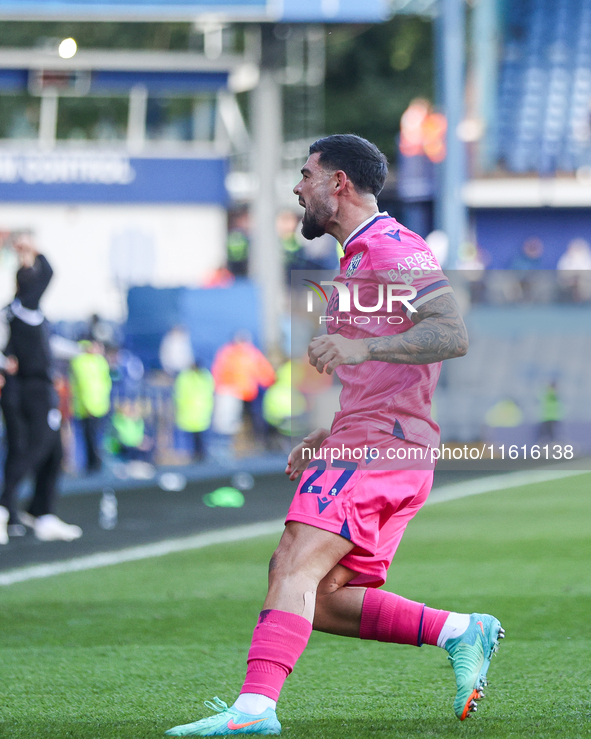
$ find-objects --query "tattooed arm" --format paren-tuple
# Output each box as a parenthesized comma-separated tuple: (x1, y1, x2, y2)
(365, 293, 469, 365)
(307, 293, 468, 373)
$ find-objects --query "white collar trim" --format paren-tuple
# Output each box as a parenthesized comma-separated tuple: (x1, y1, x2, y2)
(342, 212, 388, 250)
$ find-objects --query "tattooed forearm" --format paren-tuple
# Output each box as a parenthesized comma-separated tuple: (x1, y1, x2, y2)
(366, 319, 468, 364)
(365, 293, 469, 365)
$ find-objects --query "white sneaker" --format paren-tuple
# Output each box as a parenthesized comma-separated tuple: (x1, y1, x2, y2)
(34, 514, 83, 542)
(0, 505, 8, 545)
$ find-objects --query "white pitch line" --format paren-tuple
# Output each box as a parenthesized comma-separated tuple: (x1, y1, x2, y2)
(0, 467, 589, 587)
(425, 467, 590, 505)
(0, 519, 285, 587)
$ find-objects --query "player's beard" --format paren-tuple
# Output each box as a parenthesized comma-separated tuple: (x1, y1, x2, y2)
(301, 198, 333, 240)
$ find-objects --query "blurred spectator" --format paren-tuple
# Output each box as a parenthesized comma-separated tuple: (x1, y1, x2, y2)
(557, 237, 591, 270)
(212, 331, 275, 443)
(457, 243, 487, 303)
(296, 229, 340, 271)
(114, 348, 145, 396)
(458, 242, 486, 273)
(70, 340, 112, 473)
(557, 238, 591, 301)
(0, 232, 82, 543)
(159, 325, 194, 376)
(109, 399, 154, 462)
(262, 361, 307, 450)
(278, 210, 339, 275)
(227, 207, 250, 277)
(511, 237, 544, 270)
(485, 270, 526, 305)
(203, 266, 235, 288)
(399, 98, 447, 164)
(538, 381, 563, 443)
(277, 210, 303, 279)
(174, 362, 215, 461)
(87, 313, 116, 347)
(509, 237, 554, 303)
(484, 398, 524, 428)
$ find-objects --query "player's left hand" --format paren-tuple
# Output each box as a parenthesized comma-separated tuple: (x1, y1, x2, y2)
(285, 427, 330, 480)
(308, 335, 369, 374)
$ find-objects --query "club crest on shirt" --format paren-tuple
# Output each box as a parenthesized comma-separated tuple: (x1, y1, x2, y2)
(346, 252, 363, 277)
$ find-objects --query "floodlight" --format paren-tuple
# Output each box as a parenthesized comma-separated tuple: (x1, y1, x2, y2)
(58, 38, 77, 59)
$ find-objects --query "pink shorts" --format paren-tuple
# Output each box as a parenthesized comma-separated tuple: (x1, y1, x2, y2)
(285, 429, 434, 588)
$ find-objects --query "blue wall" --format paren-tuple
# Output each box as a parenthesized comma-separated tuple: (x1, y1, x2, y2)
(0, 154, 228, 204)
(475, 208, 591, 268)
(125, 281, 262, 370)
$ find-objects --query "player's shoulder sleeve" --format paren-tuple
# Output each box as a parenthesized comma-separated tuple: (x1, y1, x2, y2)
(367, 224, 454, 317)
(341, 239, 370, 277)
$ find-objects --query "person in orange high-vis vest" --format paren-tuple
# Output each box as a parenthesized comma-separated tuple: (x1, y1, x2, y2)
(212, 331, 275, 441)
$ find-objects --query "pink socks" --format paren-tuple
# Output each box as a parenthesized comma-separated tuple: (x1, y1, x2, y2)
(359, 588, 449, 647)
(241, 609, 312, 701)
(239, 593, 450, 705)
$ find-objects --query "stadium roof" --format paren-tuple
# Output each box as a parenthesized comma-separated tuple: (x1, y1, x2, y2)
(0, 0, 393, 23)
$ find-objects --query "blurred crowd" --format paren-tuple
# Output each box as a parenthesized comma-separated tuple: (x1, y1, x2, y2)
(0, 227, 317, 544)
(457, 236, 591, 304)
(206, 206, 339, 287)
(7, 313, 304, 480)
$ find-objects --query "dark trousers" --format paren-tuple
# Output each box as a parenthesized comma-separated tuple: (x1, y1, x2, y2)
(0, 377, 62, 523)
(81, 415, 103, 472)
(243, 397, 267, 440)
(192, 431, 205, 461)
(538, 419, 558, 443)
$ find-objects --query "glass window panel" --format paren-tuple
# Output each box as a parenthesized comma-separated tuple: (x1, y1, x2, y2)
(56, 96, 128, 141)
(0, 94, 40, 140)
(145, 95, 216, 142)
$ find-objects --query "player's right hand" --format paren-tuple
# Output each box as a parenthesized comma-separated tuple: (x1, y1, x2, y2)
(285, 427, 330, 480)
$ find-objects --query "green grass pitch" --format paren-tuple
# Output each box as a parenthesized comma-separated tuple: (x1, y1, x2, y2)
(1, 473, 590, 738)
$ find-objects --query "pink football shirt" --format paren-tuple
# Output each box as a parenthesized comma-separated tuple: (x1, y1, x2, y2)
(325, 213, 453, 448)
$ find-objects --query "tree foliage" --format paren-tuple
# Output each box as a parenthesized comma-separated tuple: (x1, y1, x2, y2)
(0, 17, 434, 162)
(324, 16, 434, 162)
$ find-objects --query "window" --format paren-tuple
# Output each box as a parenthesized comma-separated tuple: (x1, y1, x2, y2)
(145, 95, 216, 143)
(0, 94, 40, 140)
(56, 96, 128, 141)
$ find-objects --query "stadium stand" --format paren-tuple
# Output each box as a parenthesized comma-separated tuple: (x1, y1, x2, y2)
(498, 0, 591, 173)
(436, 300, 591, 450)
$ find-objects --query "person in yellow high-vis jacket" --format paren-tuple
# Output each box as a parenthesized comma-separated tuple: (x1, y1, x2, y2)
(70, 341, 112, 473)
(262, 361, 306, 448)
(174, 363, 215, 460)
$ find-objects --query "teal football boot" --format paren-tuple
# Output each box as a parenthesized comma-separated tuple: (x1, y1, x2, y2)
(165, 697, 281, 736)
(445, 613, 505, 720)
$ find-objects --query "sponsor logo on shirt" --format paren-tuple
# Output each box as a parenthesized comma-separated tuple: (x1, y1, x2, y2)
(387, 251, 440, 284)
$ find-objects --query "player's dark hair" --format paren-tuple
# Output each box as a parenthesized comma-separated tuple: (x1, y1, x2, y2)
(309, 134, 388, 197)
